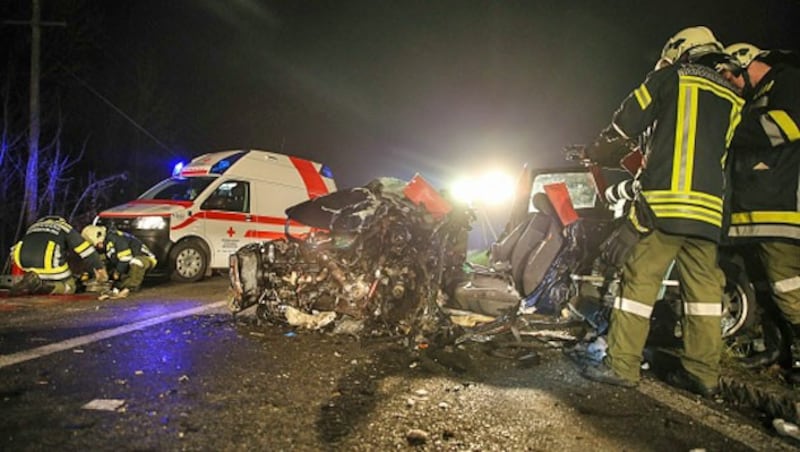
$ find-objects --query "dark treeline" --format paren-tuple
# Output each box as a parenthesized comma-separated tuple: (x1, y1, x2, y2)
(0, 0, 182, 268)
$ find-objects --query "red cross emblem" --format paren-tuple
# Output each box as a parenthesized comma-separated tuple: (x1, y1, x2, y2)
(226, 226, 235, 237)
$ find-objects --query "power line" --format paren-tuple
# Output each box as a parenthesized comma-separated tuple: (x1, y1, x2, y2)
(61, 66, 176, 156)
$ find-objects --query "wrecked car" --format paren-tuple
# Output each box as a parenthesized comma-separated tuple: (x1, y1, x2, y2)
(228, 158, 757, 352)
(228, 175, 473, 345)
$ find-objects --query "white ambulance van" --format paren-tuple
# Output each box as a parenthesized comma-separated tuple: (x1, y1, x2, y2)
(96, 149, 336, 282)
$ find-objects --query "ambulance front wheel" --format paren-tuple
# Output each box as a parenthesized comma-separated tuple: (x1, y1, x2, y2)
(169, 239, 208, 283)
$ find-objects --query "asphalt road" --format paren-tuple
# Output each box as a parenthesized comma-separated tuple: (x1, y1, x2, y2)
(0, 275, 796, 451)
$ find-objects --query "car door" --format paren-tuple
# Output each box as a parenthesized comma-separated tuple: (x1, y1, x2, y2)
(199, 179, 251, 267)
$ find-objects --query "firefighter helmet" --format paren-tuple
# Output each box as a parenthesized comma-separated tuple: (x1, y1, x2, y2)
(81, 225, 107, 247)
(725, 43, 766, 68)
(660, 26, 724, 65)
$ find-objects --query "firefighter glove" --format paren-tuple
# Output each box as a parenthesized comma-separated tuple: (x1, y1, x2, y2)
(94, 267, 109, 283)
(585, 126, 636, 168)
(600, 220, 642, 269)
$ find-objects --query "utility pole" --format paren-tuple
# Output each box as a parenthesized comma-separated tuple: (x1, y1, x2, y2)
(4, 0, 66, 225)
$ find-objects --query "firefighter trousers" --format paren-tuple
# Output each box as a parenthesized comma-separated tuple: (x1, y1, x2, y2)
(756, 241, 800, 326)
(48, 277, 77, 295)
(606, 230, 724, 387)
(119, 256, 154, 291)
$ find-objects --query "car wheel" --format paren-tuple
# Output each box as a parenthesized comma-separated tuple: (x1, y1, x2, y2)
(720, 262, 757, 339)
(169, 239, 208, 282)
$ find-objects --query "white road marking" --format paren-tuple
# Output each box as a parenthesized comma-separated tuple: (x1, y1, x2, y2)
(0, 301, 227, 370)
(639, 379, 795, 451)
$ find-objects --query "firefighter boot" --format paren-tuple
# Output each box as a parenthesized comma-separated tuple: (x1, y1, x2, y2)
(740, 316, 788, 369)
(9, 271, 43, 296)
(665, 367, 721, 398)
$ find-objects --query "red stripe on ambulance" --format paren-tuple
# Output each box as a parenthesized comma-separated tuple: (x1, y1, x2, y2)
(244, 231, 286, 239)
(130, 199, 193, 207)
(179, 168, 209, 176)
(170, 211, 305, 231)
(289, 157, 329, 199)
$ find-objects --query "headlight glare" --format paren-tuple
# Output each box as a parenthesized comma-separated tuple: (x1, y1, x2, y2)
(133, 216, 167, 230)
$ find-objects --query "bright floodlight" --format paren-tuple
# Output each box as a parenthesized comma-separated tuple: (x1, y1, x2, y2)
(451, 170, 515, 205)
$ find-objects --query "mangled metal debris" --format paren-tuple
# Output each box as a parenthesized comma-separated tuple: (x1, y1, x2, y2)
(229, 175, 473, 345)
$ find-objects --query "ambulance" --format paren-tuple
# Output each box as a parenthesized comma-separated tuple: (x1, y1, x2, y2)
(96, 149, 337, 282)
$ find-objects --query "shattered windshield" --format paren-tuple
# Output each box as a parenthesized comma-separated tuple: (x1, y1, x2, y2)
(138, 177, 216, 201)
(530, 172, 597, 211)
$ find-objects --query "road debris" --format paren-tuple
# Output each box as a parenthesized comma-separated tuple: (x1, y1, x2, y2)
(773, 419, 800, 441)
(98, 287, 129, 301)
(406, 428, 429, 445)
(82, 399, 126, 411)
(283, 306, 336, 330)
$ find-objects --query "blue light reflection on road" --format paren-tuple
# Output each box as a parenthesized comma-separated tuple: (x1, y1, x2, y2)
(104, 301, 224, 397)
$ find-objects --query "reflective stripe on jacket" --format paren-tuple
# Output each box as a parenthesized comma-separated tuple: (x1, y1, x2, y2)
(12, 217, 102, 280)
(104, 229, 159, 274)
(728, 64, 800, 243)
(612, 63, 744, 243)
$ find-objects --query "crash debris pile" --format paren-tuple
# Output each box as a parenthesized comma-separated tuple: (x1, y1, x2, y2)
(229, 176, 473, 345)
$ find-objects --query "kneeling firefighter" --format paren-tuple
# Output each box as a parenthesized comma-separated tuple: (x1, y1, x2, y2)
(11, 216, 108, 295)
(81, 225, 158, 295)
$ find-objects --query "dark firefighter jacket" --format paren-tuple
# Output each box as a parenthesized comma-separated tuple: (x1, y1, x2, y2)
(103, 229, 158, 275)
(611, 62, 744, 243)
(727, 63, 800, 243)
(13, 217, 103, 281)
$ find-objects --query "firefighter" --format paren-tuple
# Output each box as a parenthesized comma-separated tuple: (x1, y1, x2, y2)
(578, 26, 744, 397)
(720, 44, 800, 379)
(81, 225, 158, 296)
(10, 216, 108, 295)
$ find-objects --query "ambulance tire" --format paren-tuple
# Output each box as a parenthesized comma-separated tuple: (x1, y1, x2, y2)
(169, 238, 208, 283)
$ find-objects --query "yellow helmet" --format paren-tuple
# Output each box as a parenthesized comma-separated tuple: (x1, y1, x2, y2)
(81, 225, 107, 247)
(725, 43, 766, 68)
(660, 26, 723, 65)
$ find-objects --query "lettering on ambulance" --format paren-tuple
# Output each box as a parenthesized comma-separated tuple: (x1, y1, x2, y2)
(171, 211, 299, 267)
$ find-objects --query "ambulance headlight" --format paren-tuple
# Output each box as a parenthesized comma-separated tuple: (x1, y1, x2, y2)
(133, 216, 168, 230)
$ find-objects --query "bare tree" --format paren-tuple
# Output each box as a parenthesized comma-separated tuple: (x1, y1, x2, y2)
(0, 60, 28, 264)
(68, 172, 129, 225)
(22, 0, 43, 225)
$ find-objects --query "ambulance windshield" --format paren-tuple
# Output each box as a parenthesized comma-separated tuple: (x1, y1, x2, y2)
(139, 176, 216, 201)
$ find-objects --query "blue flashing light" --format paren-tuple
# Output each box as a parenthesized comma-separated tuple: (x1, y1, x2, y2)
(320, 164, 334, 179)
(172, 161, 185, 177)
(210, 159, 232, 174)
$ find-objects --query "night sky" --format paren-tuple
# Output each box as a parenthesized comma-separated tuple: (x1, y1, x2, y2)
(5, 1, 800, 191)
